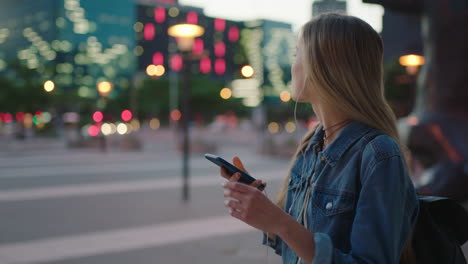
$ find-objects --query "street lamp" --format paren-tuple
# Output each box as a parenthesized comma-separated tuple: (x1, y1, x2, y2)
(168, 23, 204, 202)
(399, 54, 425, 75)
(168, 24, 205, 51)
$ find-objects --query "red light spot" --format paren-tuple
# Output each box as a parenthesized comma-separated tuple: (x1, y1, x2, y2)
(121, 109, 133, 122)
(200, 57, 211, 74)
(407, 116, 419, 126)
(171, 54, 183, 72)
(4, 113, 12, 123)
(93, 111, 104, 123)
(152, 52, 164, 65)
(187, 11, 198, 24)
(228, 26, 240, 42)
(214, 42, 226, 57)
(16, 112, 25, 122)
(214, 58, 226, 75)
(214, 18, 225, 32)
(35, 111, 42, 116)
(144, 23, 155, 40)
(192, 38, 204, 55)
(0, 113, 3, 122)
(88, 125, 100, 137)
(170, 109, 182, 121)
(154, 7, 166, 23)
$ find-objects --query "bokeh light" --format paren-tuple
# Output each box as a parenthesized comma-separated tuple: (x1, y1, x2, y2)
(228, 26, 240, 42)
(200, 57, 211, 74)
(154, 7, 166, 23)
(101, 123, 112, 136)
(88, 125, 100, 137)
(399, 54, 425, 66)
(220, 88, 232, 99)
(43, 80, 55, 92)
(93, 111, 103, 123)
(214, 58, 226, 75)
(280, 91, 291, 102)
(146, 64, 157, 76)
(144, 23, 155, 40)
(149, 118, 160, 130)
(97, 81, 113, 96)
(152, 52, 164, 65)
(117, 123, 128, 135)
(171, 54, 183, 72)
(121, 110, 132, 122)
(16, 112, 25, 123)
(170, 109, 182, 121)
(4, 113, 12, 123)
(241, 65, 254, 78)
(268, 122, 280, 134)
(285, 122, 296, 133)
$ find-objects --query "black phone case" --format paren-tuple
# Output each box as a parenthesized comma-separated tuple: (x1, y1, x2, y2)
(204, 153, 265, 190)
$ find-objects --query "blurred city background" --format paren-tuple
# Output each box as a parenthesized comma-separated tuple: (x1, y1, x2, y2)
(0, 0, 466, 263)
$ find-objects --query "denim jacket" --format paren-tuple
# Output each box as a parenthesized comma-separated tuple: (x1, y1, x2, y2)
(263, 121, 419, 264)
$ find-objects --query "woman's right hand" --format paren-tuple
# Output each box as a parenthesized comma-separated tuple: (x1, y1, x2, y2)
(220, 156, 267, 190)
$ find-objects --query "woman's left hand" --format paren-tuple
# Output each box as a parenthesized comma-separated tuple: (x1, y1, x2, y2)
(223, 178, 287, 234)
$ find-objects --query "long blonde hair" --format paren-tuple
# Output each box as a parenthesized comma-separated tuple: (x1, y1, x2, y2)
(276, 13, 401, 208)
(273, 13, 414, 262)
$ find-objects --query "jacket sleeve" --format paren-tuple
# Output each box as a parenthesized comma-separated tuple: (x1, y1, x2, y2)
(312, 154, 419, 264)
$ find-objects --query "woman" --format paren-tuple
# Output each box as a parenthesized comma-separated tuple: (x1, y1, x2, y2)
(221, 13, 419, 264)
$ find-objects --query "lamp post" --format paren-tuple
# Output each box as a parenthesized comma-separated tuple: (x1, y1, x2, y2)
(168, 23, 205, 202)
(96, 81, 113, 152)
(399, 54, 425, 75)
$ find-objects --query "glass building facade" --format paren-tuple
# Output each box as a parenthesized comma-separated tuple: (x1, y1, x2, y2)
(0, 0, 136, 99)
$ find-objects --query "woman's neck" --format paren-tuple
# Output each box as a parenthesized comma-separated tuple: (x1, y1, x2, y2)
(311, 103, 351, 149)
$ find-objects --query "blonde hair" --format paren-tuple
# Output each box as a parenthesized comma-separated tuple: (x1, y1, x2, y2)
(276, 13, 402, 208)
(273, 13, 414, 263)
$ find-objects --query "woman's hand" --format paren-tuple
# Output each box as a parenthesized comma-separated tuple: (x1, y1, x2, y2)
(223, 181, 288, 235)
(219, 156, 266, 190)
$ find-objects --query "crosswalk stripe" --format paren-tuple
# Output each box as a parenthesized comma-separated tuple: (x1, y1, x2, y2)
(0, 171, 285, 202)
(0, 215, 257, 264)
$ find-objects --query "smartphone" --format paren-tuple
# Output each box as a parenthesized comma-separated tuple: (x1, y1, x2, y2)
(204, 153, 266, 190)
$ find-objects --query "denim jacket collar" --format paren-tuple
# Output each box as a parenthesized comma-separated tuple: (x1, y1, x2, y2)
(307, 121, 372, 165)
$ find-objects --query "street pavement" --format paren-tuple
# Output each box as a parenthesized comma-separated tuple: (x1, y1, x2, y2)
(0, 127, 466, 263)
(0, 127, 287, 264)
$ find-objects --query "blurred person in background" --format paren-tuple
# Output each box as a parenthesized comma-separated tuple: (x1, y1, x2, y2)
(220, 13, 419, 264)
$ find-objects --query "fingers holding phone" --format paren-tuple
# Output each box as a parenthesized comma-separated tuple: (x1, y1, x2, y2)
(206, 153, 266, 190)
(220, 168, 267, 191)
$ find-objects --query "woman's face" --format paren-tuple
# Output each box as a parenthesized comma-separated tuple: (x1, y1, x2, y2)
(291, 39, 310, 103)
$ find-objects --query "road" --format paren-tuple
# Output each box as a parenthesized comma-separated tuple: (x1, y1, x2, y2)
(0, 128, 287, 264)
